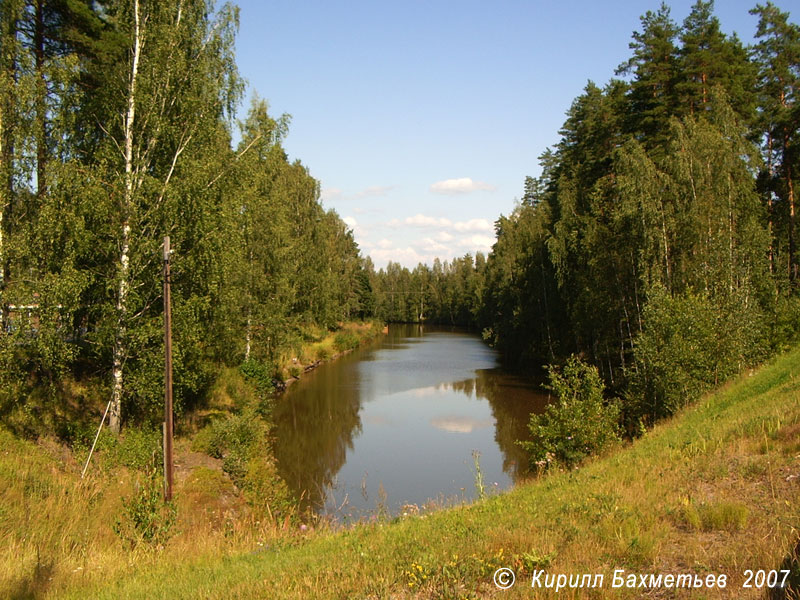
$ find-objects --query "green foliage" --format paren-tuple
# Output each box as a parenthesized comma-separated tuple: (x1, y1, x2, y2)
(113, 471, 177, 549)
(519, 357, 620, 469)
(626, 285, 767, 426)
(114, 428, 163, 471)
(239, 359, 276, 397)
(333, 330, 360, 352)
(371, 253, 487, 327)
(193, 412, 260, 460)
(472, 450, 486, 500)
(71, 426, 162, 474)
(1, 0, 368, 433)
(191, 409, 269, 488)
(770, 295, 800, 352)
(242, 455, 295, 522)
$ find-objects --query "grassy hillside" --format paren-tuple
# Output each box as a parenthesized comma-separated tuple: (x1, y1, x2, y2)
(5, 345, 800, 599)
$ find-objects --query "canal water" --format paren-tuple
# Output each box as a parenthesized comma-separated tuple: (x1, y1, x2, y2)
(272, 324, 548, 519)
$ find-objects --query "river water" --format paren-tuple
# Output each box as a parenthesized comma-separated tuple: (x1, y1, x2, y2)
(272, 324, 548, 519)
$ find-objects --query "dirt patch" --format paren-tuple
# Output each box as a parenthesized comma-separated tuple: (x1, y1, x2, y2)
(173, 441, 224, 484)
(777, 421, 800, 443)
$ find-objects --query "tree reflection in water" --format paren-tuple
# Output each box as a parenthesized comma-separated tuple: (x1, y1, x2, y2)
(271, 325, 548, 518)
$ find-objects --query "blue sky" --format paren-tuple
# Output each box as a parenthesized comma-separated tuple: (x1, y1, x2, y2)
(232, 0, 793, 268)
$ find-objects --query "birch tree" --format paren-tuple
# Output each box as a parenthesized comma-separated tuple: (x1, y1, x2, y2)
(98, 0, 241, 431)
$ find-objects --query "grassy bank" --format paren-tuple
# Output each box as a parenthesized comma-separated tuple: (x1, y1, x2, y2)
(20, 343, 795, 598)
(272, 320, 385, 385)
(0, 321, 385, 599)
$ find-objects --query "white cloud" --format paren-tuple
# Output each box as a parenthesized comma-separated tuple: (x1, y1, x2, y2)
(342, 216, 370, 243)
(456, 234, 495, 249)
(368, 246, 429, 266)
(453, 218, 492, 233)
(429, 177, 496, 195)
(321, 187, 343, 201)
(364, 213, 496, 268)
(322, 185, 394, 203)
(420, 237, 452, 254)
(430, 415, 493, 434)
(389, 213, 453, 228)
(354, 185, 395, 199)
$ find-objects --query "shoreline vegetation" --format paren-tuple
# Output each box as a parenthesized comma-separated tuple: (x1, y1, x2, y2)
(2, 336, 797, 598)
(272, 321, 386, 392)
(0, 319, 385, 597)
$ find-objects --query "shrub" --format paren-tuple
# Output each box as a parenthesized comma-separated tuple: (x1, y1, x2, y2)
(518, 356, 620, 470)
(242, 455, 296, 521)
(239, 359, 276, 396)
(333, 331, 360, 352)
(626, 285, 767, 427)
(113, 471, 177, 549)
(71, 426, 162, 474)
(191, 411, 262, 467)
(190, 411, 286, 502)
(115, 428, 162, 470)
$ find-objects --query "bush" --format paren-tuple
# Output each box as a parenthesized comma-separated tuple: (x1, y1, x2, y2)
(191, 412, 261, 459)
(518, 357, 620, 470)
(770, 294, 800, 353)
(239, 359, 276, 396)
(71, 426, 162, 474)
(626, 285, 767, 427)
(115, 428, 163, 470)
(242, 455, 296, 521)
(113, 471, 177, 549)
(333, 331, 360, 352)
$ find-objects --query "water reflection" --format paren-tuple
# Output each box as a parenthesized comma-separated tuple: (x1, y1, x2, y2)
(271, 324, 548, 518)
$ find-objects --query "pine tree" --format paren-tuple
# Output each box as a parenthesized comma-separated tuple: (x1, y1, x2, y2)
(751, 2, 800, 285)
(616, 2, 680, 147)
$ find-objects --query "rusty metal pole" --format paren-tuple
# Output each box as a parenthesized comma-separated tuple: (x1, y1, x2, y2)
(163, 236, 174, 501)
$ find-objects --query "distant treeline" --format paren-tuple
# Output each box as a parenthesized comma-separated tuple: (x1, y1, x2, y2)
(372, 1, 800, 430)
(369, 254, 486, 327)
(0, 1, 374, 432)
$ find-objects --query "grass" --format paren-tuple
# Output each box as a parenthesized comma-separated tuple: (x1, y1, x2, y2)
(276, 320, 384, 382)
(3, 343, 800, 598)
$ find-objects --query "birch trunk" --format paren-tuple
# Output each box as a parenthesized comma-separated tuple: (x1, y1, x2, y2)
(110, 0, 142, 433)
(0, 104, 4, 298)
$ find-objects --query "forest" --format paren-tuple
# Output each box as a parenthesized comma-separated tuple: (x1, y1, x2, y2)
(1, 0, 798, 476)
(372, 0, 800, 435)
(0, 0, 376, 435)
(1, 0, 798, 460)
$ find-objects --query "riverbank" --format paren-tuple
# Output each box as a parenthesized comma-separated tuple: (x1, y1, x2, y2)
(272, 320, 385, 391)
(0, 320, 386, 598)
(32, 341, 800, 598)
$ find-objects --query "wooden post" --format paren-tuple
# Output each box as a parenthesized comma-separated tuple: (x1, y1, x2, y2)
(163, 236, 174, 501)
